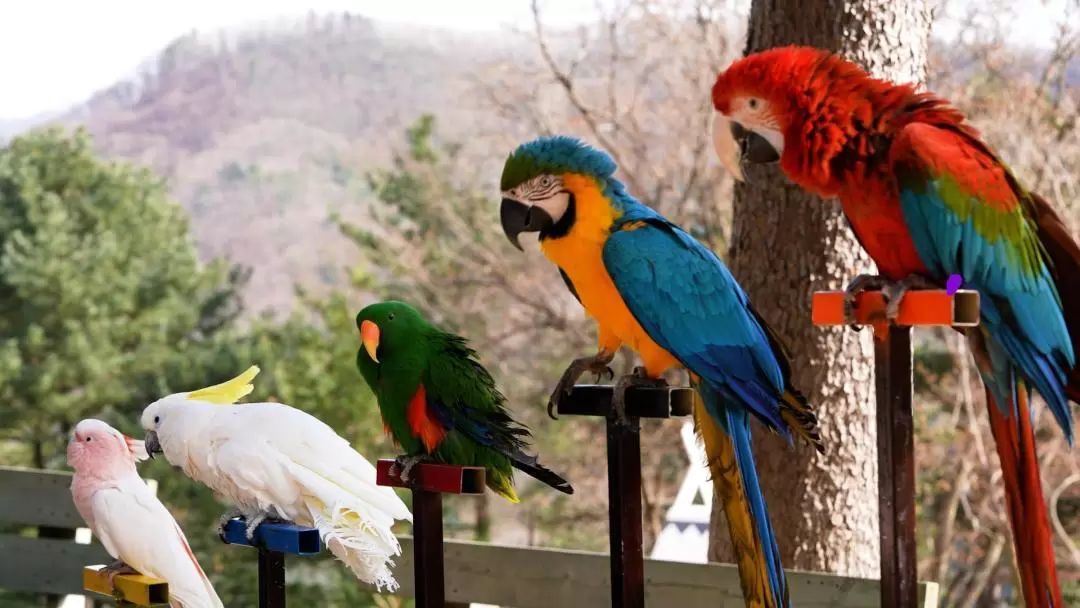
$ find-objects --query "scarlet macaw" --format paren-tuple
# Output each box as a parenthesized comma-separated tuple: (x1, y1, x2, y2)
(498, 135, 824, 607)
(710, 45, 1080, 608)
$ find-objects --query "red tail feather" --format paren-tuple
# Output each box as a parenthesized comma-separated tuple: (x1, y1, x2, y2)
(985, 387, 1062, 608)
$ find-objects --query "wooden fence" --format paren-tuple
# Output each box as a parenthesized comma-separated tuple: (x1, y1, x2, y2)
(0, 465, 939, 607)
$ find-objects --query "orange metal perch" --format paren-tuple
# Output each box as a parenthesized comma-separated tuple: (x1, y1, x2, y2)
(812, 289, 980, 339)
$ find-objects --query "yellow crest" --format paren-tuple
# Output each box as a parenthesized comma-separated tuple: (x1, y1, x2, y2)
(187, 365, 260, 405)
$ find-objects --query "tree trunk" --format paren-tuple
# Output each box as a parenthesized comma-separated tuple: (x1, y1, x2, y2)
(709, 0, 932, 578)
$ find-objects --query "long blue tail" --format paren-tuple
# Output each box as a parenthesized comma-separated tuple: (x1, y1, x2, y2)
(695, 382, 789, 607)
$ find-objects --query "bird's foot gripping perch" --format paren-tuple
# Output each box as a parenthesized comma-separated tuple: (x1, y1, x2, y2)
(547, 351, 616, 419)
(100, 558, 138, 589)
(217, 507, 290, 542)
(842, 273, 937, 330)
(389, 453, 433, 485)
(216, 507, 244, 540)
(612, 366, 668, 426)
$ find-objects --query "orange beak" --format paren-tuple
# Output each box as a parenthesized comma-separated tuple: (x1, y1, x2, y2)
(360, 320, 380, 363)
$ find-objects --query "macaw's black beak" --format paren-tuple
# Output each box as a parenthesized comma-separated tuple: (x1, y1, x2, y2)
(144, 431, 162, 459)
(730, 121, 780, 165)
(500, 197, 554, 251)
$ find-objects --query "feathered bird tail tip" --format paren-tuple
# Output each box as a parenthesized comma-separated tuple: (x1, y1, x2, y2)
(308, 499, 404, 592)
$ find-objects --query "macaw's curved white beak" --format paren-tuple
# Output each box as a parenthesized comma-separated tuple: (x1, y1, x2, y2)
(360, 320, 380, 363)
(712, 114, 784, 182)
(712, 113, 745, 182)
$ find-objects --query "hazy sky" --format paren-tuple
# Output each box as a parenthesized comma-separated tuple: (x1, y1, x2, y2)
(0, 0, 1072, 120)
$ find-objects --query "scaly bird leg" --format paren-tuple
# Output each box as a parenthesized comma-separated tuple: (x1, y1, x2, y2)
(881, 274, 938, 322)
(842, 274, 890, 331)
(611, 366, 668, 427)
(100, 559, 138, 589)
(547, 350, 617, 420)
(389, 453, 432, 485)
(216, 507, 244, 541)
(242, 508, 285, 541)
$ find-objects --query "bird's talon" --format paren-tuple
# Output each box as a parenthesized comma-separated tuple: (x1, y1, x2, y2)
(216, 507, 243, 541)
(393, 454, 430, 485)
(101, 560, 137, 589)
(548, 351, 616, 419)
(547, 400, 559, 420)
(243, 511, 272, 541)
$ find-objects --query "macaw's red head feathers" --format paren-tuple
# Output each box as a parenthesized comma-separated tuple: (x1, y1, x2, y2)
(711, 45, 926, 197)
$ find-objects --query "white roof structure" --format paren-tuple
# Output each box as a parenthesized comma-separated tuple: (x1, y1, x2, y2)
(650, 421, 712, 563)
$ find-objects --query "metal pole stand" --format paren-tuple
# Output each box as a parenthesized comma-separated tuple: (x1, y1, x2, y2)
(376, 460, 486, 608)
(812, 287, 980, 608)
(220, 517, 323, 608)
(82, 565, 169, 607)
(556, 384, 694, 608)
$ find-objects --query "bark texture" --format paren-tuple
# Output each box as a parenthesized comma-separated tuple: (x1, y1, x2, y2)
(707, 0, 933, 578)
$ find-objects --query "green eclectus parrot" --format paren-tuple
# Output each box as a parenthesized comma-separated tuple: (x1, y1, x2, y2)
(711, 45, 1080, 608)
(355, 300, 574, 503)
(498, 135, 825, 607)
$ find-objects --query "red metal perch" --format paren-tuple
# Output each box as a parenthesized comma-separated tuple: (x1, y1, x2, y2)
(556, 384, 694, 608)
(813, 288, 979, 608)
(377, 460, 485, 608)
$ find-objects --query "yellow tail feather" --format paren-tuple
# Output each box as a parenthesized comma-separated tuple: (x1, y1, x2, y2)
(187, 365, 260, 405)
(692, 390, 777, 608)
(486, 472, 520, 503)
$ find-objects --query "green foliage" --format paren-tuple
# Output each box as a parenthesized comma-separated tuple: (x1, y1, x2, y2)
(0, 128, 398, 606)
(0, 127, 245, 467)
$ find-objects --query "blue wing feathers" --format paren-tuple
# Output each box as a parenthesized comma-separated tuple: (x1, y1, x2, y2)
(601, 210, 790, 437)
(898, 181, 1074, 441)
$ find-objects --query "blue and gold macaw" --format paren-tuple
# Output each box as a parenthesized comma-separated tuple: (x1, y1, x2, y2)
(498, 135, 824, 608)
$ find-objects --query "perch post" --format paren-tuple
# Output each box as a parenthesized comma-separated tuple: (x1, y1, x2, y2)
(220, 517, 323, 608)
(812, 288, 980, 608)
(556, 384, 694, 608)
(82, 565, 169, 607)
(377, 460, 486, 608)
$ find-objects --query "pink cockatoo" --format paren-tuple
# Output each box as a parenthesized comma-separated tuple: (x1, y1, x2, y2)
(68, 419, 223, 608)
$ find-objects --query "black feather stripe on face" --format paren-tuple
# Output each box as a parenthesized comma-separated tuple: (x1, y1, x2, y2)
(539, 191, 576, 241)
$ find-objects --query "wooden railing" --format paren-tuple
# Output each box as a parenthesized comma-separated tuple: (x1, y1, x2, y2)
(0, 465, 939, 607)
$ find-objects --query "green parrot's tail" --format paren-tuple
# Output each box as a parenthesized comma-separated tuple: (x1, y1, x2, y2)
(486, 469, 521, 503)
(507, 450, 574, 496)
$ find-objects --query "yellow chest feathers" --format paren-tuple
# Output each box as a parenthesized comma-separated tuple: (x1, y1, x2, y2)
(538, 175, 673, 370)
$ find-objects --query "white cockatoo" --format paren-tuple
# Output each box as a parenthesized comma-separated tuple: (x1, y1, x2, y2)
(68, 419, 224, 608)
(140, 366, 412, 591)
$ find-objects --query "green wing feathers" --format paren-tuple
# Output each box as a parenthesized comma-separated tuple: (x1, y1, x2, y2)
(425, 333, 574, 500)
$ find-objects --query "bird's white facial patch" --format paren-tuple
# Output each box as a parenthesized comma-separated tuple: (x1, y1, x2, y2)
(711, 113, 786, 181)
(532, 190, 570, 223)
(503, 175, 570, 223)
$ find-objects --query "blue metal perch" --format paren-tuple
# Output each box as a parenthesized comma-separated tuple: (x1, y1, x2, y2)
(220, 517, 322, 608)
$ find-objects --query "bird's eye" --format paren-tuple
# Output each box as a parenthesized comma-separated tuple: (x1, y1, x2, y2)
(387, 313, 395, 321)
(154, 415, 160, 424)
(747, 98, 760, 110)
(540, 175, 554, 187)
(85, 436, 92, 442)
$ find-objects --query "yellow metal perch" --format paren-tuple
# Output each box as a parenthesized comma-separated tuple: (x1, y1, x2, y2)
(83, 565, 170, 606)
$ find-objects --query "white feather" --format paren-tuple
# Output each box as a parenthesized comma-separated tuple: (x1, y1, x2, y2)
(91, 478, 223, 608)
(144, 397, 412, 591)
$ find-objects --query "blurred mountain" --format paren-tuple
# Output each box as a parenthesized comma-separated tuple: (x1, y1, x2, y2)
(47, 13, 521, 314)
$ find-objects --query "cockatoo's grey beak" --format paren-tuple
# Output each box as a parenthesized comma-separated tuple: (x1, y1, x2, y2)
(711, 114, 783, 182)
(144, 431, 162, 459)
